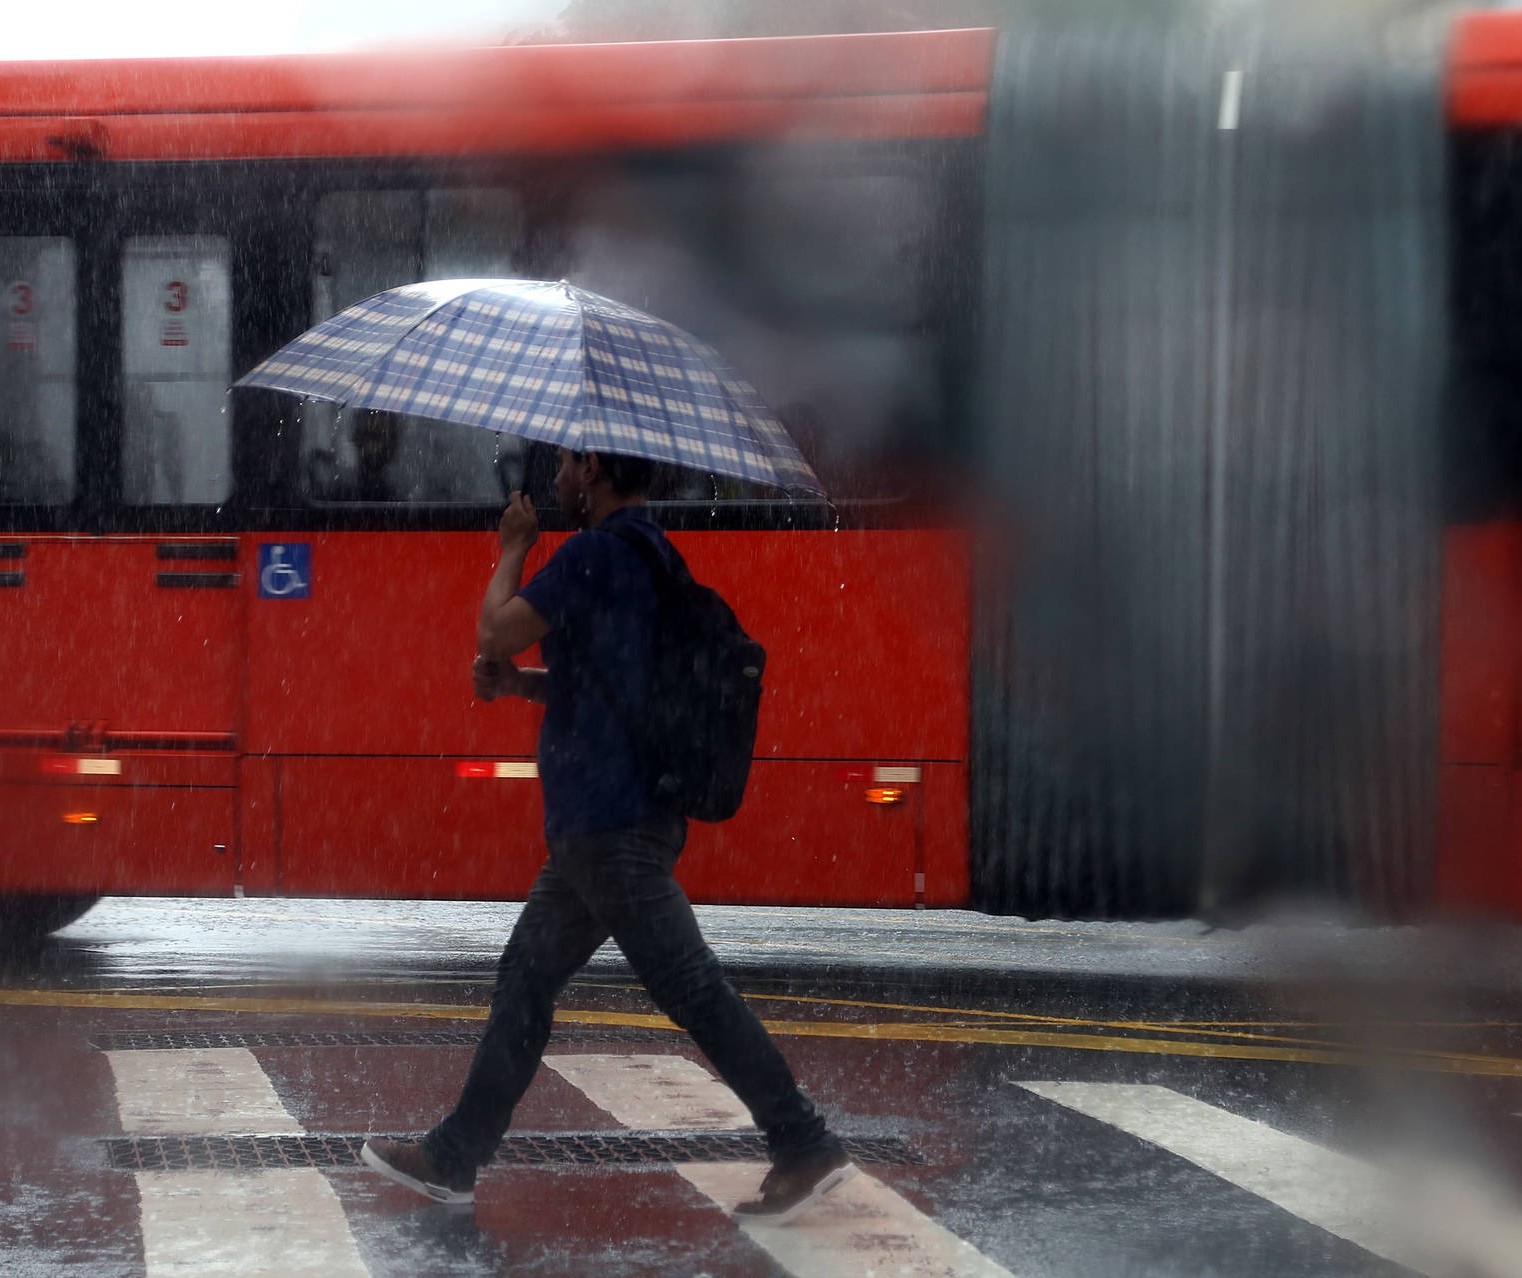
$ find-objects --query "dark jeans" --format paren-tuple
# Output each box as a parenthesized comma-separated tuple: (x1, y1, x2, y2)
(423, 812, 829, 1177)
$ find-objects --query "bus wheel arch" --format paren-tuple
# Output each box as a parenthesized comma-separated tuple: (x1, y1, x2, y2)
(0, 893, 101, 955)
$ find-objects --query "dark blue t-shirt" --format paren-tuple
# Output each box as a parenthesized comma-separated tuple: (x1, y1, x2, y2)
(518, 506, 671, 839)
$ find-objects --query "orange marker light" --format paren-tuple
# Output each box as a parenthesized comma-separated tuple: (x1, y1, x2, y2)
(865, 787, 906, 806)
(62, 812, 100, 825)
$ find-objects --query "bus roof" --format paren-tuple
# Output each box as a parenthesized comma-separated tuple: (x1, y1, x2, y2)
(0, 29, 996, 163)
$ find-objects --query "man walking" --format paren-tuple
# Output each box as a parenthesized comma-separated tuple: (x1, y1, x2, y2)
(362, 446, 854, 1223)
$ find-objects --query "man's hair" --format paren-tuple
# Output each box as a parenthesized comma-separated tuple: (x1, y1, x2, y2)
(587, 450, 656, 496)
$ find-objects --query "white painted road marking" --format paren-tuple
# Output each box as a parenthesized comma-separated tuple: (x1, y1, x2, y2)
(107, 1048, 303, 1135)
(543, 1053, 753, 1129)
(680, 1163, 1018, 1278)
(137, 1170, 370, 1277)
(1016, 1081, 1423, 1274)
(554, 1053, 1017, 1277)
(108, 1048, 370, 1277)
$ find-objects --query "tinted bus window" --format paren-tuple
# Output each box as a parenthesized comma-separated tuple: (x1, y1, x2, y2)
(301, 189, 528, 507)
(0, 237, 75, 504)
(299, 403, 526, 506)
(121, 237, 232, 505)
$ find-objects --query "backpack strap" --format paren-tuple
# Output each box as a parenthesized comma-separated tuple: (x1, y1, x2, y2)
(602, 518, 688, 598)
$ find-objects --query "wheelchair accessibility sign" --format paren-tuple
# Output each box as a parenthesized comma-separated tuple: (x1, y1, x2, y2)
(258, 543, 311, 599)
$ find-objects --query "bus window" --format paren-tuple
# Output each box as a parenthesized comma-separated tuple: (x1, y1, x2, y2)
(311, 190, 421, 324)
(0, 238, 75, 504)
(303, 188, 528, 507)
(310, 187, 525, 322)
(300, 404, 527, 506)
(121, 237, 232, 505)
(731, 163, 935, 328)
(423, 187, 524, 280)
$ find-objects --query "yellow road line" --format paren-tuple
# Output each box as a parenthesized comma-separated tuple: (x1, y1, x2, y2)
(730, 989, 1483, 1058)
(620, 980, 1522, 1040)
(5, 986, 1521, 1077)
(759, 1019, 1522, 1077)
(0, 988, 487, 1019)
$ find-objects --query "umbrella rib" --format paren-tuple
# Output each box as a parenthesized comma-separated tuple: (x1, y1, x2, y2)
(657, 325, 778, 489)
(328, 287, 486, 404)
(251, 281, 482, 403)
(595, 312, 716, 478)
(570, 295, 592, 452)
(646, 322, 719, 476)
(486, 300, 587, 449)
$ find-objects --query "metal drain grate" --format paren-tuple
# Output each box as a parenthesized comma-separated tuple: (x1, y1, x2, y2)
(105, 1132, 919, 1172)
(91, 1025, 670, 1052)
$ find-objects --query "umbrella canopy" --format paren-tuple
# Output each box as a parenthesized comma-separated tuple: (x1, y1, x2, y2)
(235, 278, 824, 496)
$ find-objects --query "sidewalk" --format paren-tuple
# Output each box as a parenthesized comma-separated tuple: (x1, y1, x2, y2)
(672, 904, 1522, 999)
(56, 896, 1522, 1002)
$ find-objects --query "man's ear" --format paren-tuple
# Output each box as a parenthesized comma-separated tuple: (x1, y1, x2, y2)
(581, 451, 604, 485)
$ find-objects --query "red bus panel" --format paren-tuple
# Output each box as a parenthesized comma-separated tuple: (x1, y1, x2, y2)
(240, 527, 969, 904)
(1450, 11, 1522, 127)
(1439, 523, 1522, 767)
(0, 781, 236, 895)
(1438, 523, 1522, 914)
(0, 537, 241, 749)
(275, 757, 546, 900)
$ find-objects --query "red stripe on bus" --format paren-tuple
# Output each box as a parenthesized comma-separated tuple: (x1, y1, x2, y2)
(0, 93, 989, 163)
(1449, 13, 1522, 127)
(1450, 12, 1522, 72)
(0, 30, 996, 119)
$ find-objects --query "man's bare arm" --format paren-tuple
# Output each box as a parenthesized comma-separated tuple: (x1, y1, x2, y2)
(477, 492, 551, 663)
(478, 587, 550, 663)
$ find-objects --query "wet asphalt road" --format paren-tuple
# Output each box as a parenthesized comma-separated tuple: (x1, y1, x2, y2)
(5, 897, 1522, 1277)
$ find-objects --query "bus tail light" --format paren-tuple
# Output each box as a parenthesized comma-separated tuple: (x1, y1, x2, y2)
(41, 757, 122, 776)
(455, 761, 538, 779)
(62, 811, 99, 825)
(839, 765, 922, 784)
(840, 764, 920, 804)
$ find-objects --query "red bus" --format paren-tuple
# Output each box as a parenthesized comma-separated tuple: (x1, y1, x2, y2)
(11, 10, 1522, 946)
(1441, 12, 1522, 917)
(0, 30, 994, 947)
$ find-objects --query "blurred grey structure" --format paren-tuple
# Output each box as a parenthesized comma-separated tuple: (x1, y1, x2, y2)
(542, 0, 999, 41)
(973, 1, 1456, 919)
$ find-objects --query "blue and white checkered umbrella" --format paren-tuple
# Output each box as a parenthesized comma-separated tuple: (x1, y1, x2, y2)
(235, 278, 824, 496)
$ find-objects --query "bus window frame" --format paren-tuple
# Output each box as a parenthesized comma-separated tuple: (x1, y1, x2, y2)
(0, 138, 979, 537)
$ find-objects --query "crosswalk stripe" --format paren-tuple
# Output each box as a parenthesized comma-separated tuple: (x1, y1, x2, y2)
(543, 1054, 753, 1129)
(1016, 1081, 1423, 1274)
(107, 1048, 304, 1135)
(107, 1048, 370, 1277)
(679, 1163, 1019, 1278)
(136, 1170, 371, 1277)
(552, 1053, 1017, 1278)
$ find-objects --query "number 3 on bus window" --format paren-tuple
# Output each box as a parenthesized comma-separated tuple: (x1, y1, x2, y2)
(164, 280, 188, 313)
(8, 281, 33, 316)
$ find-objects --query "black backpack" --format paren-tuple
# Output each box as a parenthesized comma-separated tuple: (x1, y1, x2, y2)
(593, 522, 765, 823)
